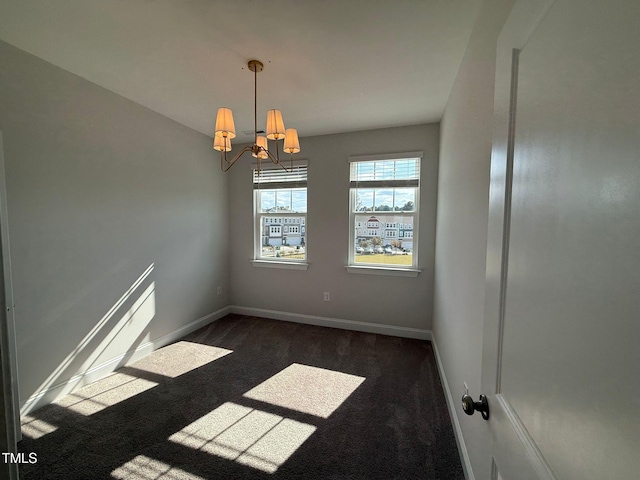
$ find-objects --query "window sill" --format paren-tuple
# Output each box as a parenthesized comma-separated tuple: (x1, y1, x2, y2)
(344, 265, 421, 277)
(252, 260, 309, 271)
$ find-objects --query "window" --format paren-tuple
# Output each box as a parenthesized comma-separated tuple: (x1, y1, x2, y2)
(348, 153, 421, 273)
(254, 164, 307, 264)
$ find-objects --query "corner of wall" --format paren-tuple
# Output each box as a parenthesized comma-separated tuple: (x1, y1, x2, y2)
(432, 0, 515, 478)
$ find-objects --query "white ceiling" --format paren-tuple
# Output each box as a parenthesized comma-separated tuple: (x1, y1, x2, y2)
(0, 0, 482, 139)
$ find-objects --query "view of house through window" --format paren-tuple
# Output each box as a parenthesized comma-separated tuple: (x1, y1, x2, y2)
(254, 164, 307, 262)
(349, 155, 420, 268)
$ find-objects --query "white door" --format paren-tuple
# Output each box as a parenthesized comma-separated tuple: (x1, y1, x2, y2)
(480, 1, 640, 479)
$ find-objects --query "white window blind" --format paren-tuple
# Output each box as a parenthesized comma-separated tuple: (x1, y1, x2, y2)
(349, 158, 420, 188)
(253, 165, 308, 189)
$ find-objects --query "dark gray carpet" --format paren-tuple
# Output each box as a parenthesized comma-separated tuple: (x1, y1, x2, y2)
(18, 314, 464, 479)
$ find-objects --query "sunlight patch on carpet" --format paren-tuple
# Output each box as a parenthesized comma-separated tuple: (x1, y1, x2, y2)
(55, 372, 157, 415)
(131, 341, 232, 378)
(111, 455, 205, 480)
(169, 402, 316, 474)
(21, 415, 58, 439)
(243, 363, 366, 418)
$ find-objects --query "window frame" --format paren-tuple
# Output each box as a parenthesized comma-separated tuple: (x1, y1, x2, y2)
(347, 152, 422, 276)
(252, 161, 308, 269)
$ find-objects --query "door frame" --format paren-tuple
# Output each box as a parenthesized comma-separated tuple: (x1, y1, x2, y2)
(481, 1, 557, 479)
(0, 131, 21, 469)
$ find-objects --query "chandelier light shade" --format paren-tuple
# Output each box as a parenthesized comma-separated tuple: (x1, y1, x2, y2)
(266, 109, 286, 140)
(213, 135, 232, 152)
(214, 107, 236, 139)
(283, 128, 300, 154)
(214, 59, 300, 172)
(252, 136, 269, 159)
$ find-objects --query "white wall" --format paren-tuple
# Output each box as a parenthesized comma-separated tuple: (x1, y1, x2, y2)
(228, 124, 438, 331)
(0, 41, 229, 411)
(432, 1, 514, 478)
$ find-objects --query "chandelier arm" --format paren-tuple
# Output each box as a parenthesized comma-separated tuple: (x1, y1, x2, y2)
(265, 148, 290, 172)
(265, 138, 275, 165)
(221, 145, 253, 172)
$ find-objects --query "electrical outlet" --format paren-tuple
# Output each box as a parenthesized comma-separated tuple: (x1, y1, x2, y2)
(323, 292, 330, 302)
(217, 286, 222, 296)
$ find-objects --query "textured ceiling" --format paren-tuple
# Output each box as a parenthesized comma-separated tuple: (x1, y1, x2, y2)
(0, 0, 482, 139)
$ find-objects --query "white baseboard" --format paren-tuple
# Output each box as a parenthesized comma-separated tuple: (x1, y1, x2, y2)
(20, 306, 230, 415)
(431, 334, 475, 480)
(229, 305, 432, 340)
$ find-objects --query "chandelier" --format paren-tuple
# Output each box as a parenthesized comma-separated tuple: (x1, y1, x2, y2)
(213, 59, 300, 172)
